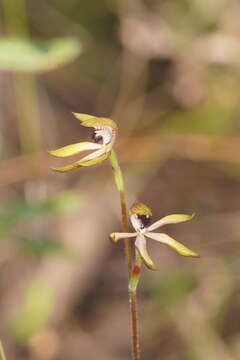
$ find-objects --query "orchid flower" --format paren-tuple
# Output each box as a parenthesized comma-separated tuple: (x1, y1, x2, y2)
(110, 203, 199, 270)
(49, 113, 117, 172)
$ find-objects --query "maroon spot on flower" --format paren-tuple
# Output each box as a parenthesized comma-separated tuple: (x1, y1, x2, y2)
(92, 130, 102, 143)
(137, 214, 151, 228)
(133, 266, 141, 276)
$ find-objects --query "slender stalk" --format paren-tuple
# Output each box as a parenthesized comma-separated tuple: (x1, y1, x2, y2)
(0, 341, 6, 360)
(129, 251, 142, 360)
(119, 190, 132, 278)
(129, 291, 140, 360)
(129, 250, 142, 294)
(109, 151, 132, 277)
(109, 151, 140, 360)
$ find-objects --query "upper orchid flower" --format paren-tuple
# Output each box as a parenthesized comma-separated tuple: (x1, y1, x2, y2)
(49, 113, 117, 172)
(110, 203, 199, 270)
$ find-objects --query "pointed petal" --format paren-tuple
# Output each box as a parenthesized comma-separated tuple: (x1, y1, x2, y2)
(135, 235, 158, 271)
(72, 113, 96, 122)
(146, 232, 199, 258)
(73, 113, 117, 129)
(69, 147, 106, 163)
(110, 232, 137, 243)
(148, 213, 195, 231)
(51, 151, 110, 172)
(48, 142, 102, 157)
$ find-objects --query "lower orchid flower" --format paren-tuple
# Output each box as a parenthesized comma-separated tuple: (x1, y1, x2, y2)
(49, 113, 117, 172)
(110, 203, 199, 270)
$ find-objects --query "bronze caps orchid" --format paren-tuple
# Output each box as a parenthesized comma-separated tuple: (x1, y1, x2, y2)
(110, 203, 199, 270)
(49, 113, 117, 172)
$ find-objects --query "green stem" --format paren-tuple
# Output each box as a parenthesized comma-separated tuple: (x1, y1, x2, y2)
(109, 151, 140, 360)
(129, 250, 142, 293)
(129, 291, 140, 360)
(0, 341, 6, 360)
(129, 250, 142, 360)
(109, 150, 132, 277)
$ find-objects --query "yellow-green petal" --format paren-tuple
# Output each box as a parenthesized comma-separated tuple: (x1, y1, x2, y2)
(51, 147, 105, 170)
(146, 232, 199, 258)
(135, 235, 157, 271)
(110, 232, 137, 243)
(129, 203, 153, 217)
(73, 113, 117, 129)
(48, 142, 102, 157)
(72, 113, 96, 122)
(51, 152, 110, 172)
(148, 213, 195, 231)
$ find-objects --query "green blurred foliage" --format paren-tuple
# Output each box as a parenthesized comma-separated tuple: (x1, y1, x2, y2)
(0, 191, 80, 233)
(9, 280, 54, 341)
(16, 234, 65, 260)
(51, 0, 118, 41)
(0, 37, 82, 72)
(0, 191, 80, 259)
(152, 270, 198, 308)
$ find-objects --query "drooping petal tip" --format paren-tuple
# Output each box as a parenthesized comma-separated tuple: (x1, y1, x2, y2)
(50, 167, 67, 172)
(135, 235, 158, 271)
(136, 247, 158, 271)
(146, 232, 199, 258)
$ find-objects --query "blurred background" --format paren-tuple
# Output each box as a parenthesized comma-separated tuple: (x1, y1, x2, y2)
(0, 0, 240, 359)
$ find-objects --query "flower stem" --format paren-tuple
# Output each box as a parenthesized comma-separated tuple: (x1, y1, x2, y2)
(129, 291, 140, 360)
(109, 151, 132, 277)
(119, 189, 132, 279)
(109, 151, 140, 360)
(129, 251, 142, 360)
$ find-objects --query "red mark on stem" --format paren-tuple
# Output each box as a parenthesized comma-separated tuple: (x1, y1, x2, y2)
(132, 266, 141, 276)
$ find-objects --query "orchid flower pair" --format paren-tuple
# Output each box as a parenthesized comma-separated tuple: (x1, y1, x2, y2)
(110, 203, 199, 270)
(49, 113, 117, 172)
(49, 114, 199, 270)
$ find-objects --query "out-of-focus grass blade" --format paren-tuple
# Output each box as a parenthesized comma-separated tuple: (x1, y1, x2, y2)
(0, 37, 82, 73)
(0, 341, 6, 360)
(10, 280, 54, 341)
